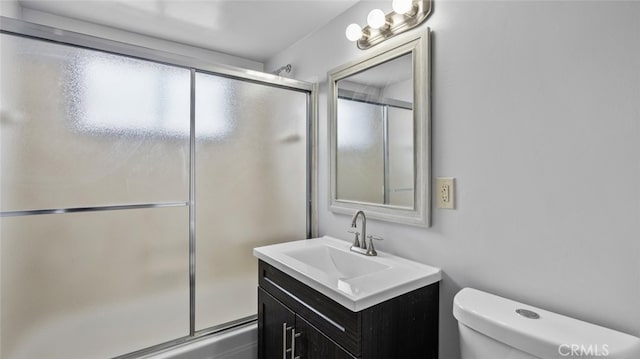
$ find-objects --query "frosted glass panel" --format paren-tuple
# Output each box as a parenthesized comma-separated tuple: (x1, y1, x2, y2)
(194, 73, 308, 330)
(336, 99, 384, 203)
(0, 34, 190, 212)
(0, 207, 189, 359)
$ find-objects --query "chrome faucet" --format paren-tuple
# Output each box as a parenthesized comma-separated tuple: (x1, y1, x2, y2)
(349, 210, 378, 256)
(350, 210, 367, 249)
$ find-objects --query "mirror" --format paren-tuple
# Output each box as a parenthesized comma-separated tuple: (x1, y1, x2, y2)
(336, 53, 414, 208)
(329, 30, 430, 227)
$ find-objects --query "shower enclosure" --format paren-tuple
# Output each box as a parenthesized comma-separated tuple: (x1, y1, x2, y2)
(0, 18, 314, 359)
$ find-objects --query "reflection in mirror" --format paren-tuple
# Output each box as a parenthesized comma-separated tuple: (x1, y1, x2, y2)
(329, 30, 430, 227)
(336, 53, 413, 208)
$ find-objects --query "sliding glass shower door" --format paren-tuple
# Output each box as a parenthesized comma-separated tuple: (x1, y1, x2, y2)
(0, 33, 192, 359)
(0, 28, 311, 359)
(194, 73, 308, 330)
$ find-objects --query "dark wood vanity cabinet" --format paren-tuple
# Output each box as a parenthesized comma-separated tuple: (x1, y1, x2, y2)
(257, 260, 439, 359)
(259, 288, 355, 359)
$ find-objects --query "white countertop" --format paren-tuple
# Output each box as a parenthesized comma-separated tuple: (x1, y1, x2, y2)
(254, 236, 442, 312)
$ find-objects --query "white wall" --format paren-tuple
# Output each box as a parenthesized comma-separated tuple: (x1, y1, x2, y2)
(267, 1, 640, 357)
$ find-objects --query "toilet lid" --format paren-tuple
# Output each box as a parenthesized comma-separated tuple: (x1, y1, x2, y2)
(453, 288, 640, 359)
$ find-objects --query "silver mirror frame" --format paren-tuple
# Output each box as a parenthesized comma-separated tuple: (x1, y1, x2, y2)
(328, 29, 431, 227)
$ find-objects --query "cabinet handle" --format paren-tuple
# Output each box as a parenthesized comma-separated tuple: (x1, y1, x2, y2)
(291, 328, 302, 359)
(282, 323, 292, 359)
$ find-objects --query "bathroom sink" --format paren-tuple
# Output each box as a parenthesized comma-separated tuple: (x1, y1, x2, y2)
(253, 236, 441, 312)
(281, 245, 390, 280)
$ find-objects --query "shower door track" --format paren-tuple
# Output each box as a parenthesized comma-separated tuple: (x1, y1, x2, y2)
(0, 17, 312, 93)
(115, 315, 258, 359)
(0, 15, 317, 358)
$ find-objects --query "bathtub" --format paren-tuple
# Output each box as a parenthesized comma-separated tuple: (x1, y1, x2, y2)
(144, 323, 257, 359)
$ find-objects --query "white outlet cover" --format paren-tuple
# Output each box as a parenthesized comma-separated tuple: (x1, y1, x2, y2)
(435, 177, 455, 209)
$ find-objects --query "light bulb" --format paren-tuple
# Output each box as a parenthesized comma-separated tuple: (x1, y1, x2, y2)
(345, 23, 363, 41)
(367, 9, 386, 29)
(392, 0, 413, 14)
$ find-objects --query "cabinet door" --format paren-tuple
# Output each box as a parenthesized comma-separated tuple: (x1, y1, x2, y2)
(258, 287, 296, 359)
(294, 315, 356, 359)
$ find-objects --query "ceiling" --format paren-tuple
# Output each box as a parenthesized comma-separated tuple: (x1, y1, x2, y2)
(17, 0, 360, 63)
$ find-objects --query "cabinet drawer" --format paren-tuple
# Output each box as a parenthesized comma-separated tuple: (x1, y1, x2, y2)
(259, 260, 362, 357)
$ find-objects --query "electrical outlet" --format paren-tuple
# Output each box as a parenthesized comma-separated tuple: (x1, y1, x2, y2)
(435, 177, 455, 209)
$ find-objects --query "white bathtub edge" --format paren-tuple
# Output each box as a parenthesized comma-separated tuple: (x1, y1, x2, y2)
(142, 322, 257, 359)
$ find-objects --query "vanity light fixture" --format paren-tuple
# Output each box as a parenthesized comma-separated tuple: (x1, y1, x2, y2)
(392, 0, 415, 15)
(345, 23, 365, 42)
(367, 9, 387, 30)
(345, 0, 432, 49)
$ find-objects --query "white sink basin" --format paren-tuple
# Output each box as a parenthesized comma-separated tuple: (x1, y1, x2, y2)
(281, 245, 391, 280)
(253, 236, 441, 312)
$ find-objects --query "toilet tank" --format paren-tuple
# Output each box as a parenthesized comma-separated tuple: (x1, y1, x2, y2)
(453, 288, 640, 359)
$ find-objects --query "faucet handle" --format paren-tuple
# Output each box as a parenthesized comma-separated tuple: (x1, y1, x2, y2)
(347, 230, 361, 248)
(365, 235, 383, 256)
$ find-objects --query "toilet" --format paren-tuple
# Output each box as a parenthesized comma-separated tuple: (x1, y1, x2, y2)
(453, 288, 640, 359)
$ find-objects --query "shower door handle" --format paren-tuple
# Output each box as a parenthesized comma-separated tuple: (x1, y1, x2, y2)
(282, 323, 292, 359)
